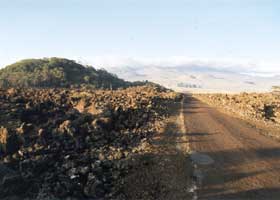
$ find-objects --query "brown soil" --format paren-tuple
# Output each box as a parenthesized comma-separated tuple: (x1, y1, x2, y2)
(184, 95, 280, 200)
(194, 93, 280, 140)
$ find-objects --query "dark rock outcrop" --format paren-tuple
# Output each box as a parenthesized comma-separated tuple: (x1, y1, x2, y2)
(0, 85, 180, 199)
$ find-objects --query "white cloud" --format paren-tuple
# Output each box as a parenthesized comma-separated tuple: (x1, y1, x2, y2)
(77, 56, 280, 76)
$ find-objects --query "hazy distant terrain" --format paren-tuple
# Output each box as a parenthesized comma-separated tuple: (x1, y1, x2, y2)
(109, 65, 280, 93)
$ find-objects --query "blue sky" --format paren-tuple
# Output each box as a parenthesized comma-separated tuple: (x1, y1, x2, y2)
(0, 0, 279, 73)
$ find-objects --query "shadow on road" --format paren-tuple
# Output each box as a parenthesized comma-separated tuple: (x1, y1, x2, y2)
(202, 188, 280, 200)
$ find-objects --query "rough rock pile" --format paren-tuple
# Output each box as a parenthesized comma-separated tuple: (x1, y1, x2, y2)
(195, 93, 280, 124)
(0, 86, 181, 200)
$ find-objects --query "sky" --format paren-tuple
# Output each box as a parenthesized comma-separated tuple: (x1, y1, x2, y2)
(0, 0, 280, 74)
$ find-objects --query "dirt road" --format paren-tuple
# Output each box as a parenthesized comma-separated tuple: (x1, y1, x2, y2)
(184, 95, 280, 200)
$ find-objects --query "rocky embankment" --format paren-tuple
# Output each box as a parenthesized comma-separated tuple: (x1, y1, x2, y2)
(195, 92, 280, 128)
(0, 86, 181, 200)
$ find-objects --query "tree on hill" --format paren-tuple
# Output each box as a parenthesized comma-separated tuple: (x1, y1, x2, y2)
(0, 57, 129, 89)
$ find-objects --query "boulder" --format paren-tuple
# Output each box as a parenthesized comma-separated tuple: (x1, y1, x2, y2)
(0, 127, 8, 153)
(6, 134, 23, 155)
(58, 120, 76, 136)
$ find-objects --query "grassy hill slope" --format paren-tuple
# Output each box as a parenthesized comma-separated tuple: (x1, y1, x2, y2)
(0, 57, 129, 89)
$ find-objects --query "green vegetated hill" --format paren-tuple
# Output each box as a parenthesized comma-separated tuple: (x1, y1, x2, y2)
(0, 57, 130, 89)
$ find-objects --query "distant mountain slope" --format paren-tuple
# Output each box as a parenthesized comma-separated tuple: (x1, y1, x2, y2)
(0, 58, 129, 89)
(109, 65, 280, 93)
